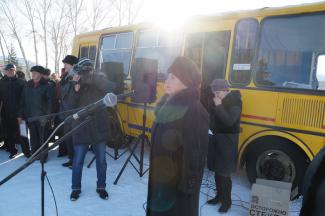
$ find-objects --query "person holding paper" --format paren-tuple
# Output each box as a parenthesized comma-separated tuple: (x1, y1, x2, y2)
(0, 64, 30, 158)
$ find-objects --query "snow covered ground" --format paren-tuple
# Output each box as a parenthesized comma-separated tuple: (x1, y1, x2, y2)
(0, 144, 302, 216)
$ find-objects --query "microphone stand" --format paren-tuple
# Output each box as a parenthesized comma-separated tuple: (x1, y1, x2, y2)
(0, 117, 92, 216)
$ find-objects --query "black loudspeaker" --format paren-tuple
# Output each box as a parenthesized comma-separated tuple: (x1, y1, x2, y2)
(131, 58, 158, 103)
(101, 62, 125, 94)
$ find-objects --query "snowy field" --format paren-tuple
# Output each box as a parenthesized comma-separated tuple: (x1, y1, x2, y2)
(0, 144, 302, 216)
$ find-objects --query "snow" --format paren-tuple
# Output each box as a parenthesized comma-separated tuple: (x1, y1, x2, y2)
(0, 144, 302, 216)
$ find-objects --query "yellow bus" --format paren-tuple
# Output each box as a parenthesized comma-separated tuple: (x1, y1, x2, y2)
(72, 2, 325, 197)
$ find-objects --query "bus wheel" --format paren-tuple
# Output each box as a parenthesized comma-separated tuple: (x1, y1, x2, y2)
(245, 137, 309, 199)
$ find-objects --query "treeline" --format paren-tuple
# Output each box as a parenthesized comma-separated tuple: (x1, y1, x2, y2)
(0, 0, 143, 77)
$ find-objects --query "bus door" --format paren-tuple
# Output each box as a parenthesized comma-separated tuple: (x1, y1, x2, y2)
(185, 31, 231, 110)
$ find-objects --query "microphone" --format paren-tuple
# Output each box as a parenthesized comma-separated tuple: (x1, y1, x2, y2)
(64, 92, 117, 123)
(64, 91, 134, 123)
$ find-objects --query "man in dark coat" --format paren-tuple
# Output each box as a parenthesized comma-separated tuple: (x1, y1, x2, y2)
(147, 57, 209, 216)
(69, 58, 115, 201)
(59, 55, 78, 167)
(300, 147, 325, 216)
(0, 64, 30, 158)
(206, 79, 242, 213)
(18, 65, 53, 161)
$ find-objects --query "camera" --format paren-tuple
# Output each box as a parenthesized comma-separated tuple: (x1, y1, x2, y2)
(69, 58, 94, 77)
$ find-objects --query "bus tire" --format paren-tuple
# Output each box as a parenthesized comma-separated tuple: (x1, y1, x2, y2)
(245, 136, 309, 199)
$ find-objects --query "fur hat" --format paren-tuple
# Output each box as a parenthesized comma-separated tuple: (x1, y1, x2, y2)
(44, 68, 51, 76)
(167, 56, 201, 88)
(30, 65, 46, 74)
(62, 55, 78, 65)
(210, 79, 229, 92)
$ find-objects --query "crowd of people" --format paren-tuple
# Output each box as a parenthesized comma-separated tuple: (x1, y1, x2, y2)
(0, 55, 321, 216)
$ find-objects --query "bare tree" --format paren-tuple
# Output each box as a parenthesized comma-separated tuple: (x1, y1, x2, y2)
(88, 0, 114, 31)
(37, 0, 52, 67)
(21, 0, 39, 64)
(66, 0, 85, 36)
(114, 0, 143, 26)
(0, 36, 6, 63)
(0, 29, 10, 56)
(125, 0, 143, 25)
(49, 0, 70, 73)
(114, 0, 124, 26)
(0, 0, 30, 77)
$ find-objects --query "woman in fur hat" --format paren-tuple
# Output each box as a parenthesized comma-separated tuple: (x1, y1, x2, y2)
(146, 56, 209, 216)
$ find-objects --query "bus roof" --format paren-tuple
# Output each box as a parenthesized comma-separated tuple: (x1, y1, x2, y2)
(74, 1, 325, 39)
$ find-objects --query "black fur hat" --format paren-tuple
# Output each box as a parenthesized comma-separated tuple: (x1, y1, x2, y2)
(44, 68, 51, 76)
(62, 55, 78, 65)
(30, 65, 46, 74)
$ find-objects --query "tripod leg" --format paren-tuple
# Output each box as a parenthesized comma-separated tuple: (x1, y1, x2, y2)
(114, 147, 118, 160)
(87, 155, 96, 168)
(113, 141, 139, 185)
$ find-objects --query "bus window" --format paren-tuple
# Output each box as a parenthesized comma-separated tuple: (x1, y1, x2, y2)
(230, 19, 258, 85)
(316, 55, 325, 90)
(80, 46, 89, 58)
(99, 32, 133, 77)
(134, 30, 182, 80)
(89, 46, 96, 61)
(202, 31, 230, 83)
(185, 33, 203, 69)
(255, 14, 325, 90)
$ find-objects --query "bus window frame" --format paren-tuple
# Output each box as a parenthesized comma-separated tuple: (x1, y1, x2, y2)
(202, 30, 231, 81)
(97, 31, 135, 77)
(133, 28, 183, 81)
(253, 12, 325, 94)
(229, 17, 259, 87)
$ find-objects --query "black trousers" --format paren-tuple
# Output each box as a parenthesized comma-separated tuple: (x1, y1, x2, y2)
(28, 121, 49, 159)
(214, 172, 232, 205)
(58, 122, 74, 159)
(4, 118, 30, 155)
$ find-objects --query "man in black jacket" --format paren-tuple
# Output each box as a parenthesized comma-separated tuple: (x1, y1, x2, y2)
(59, 55, 78, 167)
(69, 58, 115, 201)
(0, 64, 30, 158)
(18, 65, 53, 162)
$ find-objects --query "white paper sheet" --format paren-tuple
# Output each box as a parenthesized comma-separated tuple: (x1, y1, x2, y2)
(19, 120, 28, 137)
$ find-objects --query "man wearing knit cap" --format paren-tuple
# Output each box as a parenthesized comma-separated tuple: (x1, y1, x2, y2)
(18, 65, 53, 162)
(59, 55, 78, 166)
(206, 78, 242, 213)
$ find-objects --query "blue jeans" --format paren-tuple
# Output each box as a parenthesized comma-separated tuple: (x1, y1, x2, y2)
(71, 142, 107, 190)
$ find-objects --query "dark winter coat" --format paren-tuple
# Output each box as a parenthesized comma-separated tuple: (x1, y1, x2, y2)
(59, 74, 77, 120)
(72, 73, 115, 146)
(19, 78, 53, 120)
(0, 75, 26, 119)
(300, 147, 325, 216)
(207, 90, 242, 175)
(0, 75, 26, 137)
(147, 88, 209, 216)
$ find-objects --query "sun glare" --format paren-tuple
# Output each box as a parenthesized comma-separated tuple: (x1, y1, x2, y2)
(145, 0, 193, 31)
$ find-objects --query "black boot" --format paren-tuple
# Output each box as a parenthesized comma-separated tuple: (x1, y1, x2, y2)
(70, 190, 81, 201)
(207, 194, 220, 205)
(96, 189, 109, 200)
(207, 172, 221, 205)
(218, 176, 232, 213)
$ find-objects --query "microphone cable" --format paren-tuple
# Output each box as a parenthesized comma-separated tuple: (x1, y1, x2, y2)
(45, 175, 59, 216)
